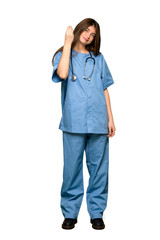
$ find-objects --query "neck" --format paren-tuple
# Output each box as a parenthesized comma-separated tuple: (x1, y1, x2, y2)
(73, 42, 89, 53)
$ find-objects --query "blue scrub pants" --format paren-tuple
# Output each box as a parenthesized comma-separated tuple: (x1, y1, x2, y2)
(60, 131, 109, 219)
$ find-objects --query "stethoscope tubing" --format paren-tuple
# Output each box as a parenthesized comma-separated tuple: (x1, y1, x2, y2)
(70, 48, 95, 81)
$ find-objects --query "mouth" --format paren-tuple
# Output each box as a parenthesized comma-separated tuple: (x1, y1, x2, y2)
(83, 36, 88, 41)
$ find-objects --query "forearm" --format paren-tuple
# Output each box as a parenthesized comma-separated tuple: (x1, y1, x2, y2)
(57, 41, 71, 79)
(104, 88, 113, 121)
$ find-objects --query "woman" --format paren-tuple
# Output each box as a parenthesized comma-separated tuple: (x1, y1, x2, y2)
(51, 18, 116, 230)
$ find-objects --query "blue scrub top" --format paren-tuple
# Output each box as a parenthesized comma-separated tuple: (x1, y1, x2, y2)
(51, 49, 114, 134)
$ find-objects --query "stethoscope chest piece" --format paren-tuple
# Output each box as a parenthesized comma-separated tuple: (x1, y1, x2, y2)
(71, 74, 77, 81)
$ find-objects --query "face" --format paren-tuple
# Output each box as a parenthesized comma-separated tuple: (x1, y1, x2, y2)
(79, 25, 96, 45)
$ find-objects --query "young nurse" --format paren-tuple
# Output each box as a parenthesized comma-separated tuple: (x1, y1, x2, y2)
(51, 18, 116, 230)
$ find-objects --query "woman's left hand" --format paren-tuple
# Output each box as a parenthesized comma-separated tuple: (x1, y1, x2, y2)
(107, 119, 116, 137)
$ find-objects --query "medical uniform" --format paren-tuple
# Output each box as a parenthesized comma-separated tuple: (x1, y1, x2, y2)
(52, 49, 114, 219)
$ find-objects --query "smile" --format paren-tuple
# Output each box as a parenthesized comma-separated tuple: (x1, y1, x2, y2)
(83, 36, 88, 41)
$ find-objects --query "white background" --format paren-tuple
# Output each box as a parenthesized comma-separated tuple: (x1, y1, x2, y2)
(0, 0, 160, 239)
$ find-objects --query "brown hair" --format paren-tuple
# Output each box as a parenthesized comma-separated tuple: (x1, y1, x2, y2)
(52, 18, 101, 66)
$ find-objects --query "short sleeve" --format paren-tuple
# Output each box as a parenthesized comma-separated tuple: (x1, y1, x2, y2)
(101, 54, 114, 90)
(51, 51, 67, 83)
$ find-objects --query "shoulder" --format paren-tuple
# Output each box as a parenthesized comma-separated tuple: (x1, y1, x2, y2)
(55, 50, 62, 57)
(52, 50, 63, 66)
(53, 50, 62, 62)
(92, 51, 104, 59)
(91, 52, 105, 64)
(53, 50, 63, 59)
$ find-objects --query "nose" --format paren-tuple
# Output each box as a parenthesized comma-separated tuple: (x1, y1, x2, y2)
(86, 33, 90, 39)
(85, 32, 90, 39)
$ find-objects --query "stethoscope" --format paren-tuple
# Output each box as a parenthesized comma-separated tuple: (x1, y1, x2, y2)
(70, 48, 95, 81)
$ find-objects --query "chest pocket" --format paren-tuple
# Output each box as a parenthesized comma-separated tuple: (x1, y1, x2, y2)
(93, 70, 103, 92)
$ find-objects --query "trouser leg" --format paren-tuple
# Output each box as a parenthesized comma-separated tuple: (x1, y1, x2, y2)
(85, 134, 109, 219)
(60, 131, 86, 219)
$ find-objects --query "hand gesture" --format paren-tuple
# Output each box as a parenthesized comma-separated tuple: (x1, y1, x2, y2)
(65, 26, 74, 44)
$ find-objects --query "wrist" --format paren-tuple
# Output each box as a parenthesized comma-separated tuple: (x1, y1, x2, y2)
(108, 115, 113, 122)
(64, 40, 72, 47)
